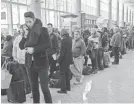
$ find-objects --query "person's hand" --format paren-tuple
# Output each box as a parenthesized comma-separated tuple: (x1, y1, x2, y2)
(56, 63, 59, 66)
(26, 47, 34, 54)
(23, 25, 29, 38)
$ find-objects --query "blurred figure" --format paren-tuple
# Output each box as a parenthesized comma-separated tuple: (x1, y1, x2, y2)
(47, 23, 59, 80)
(1, 33, 5, 49)
(2, 35, 13, 58)
(110, 27, 122, 65)
(57, 29, 73, 94)
(12, 25, 31, 94)
(87, 28, 99, 73)
(72, 29, 86, 84)
(101, 27, 109, 51)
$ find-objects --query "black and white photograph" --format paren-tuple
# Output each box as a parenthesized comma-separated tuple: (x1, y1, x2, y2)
(1, 0, 134, 103)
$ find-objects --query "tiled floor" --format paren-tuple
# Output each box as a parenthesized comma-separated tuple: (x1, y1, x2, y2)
(1, 51, 134, 103)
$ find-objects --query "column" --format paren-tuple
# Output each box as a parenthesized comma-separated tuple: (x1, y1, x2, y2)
(122, 4, 124, 27)
(96, 0, 100, 17)
(72, 0, 82, 28)
(30, 0, 41, 19)
(126, 7, 128, 23)
(132, 11, 134, 25)
(108, 0, 112, 28)
(116, 0, 119, 26)
(129, 9, 131, 24)
(76, 0, 81, 28)
(7, 0, 13, 36)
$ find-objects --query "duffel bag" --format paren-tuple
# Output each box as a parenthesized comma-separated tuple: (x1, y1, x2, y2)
(7, 80, 26, 103)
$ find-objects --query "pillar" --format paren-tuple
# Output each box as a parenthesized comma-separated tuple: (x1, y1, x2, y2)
(7, 0, 13, 36)
(126, 7, 128, 23)
(129, 9, 131, 24)
(108, 0, 112, 28)
(122, 4, 124, 27)
(30, 0, 41, 19)
(116, 0, 119, 26)
(132, 11, 134, 25)
(74, 0, 81, 29)
(96, 0, 100, 17)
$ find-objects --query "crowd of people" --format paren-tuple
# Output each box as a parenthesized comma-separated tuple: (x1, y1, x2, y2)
(1, 11, 134, 103)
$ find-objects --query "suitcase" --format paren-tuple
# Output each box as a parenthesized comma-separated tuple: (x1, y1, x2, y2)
(103, 51, 111, 68)
(7, 80, 26, 103)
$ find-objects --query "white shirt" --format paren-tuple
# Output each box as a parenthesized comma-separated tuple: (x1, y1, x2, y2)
(13, 35, 26, 64)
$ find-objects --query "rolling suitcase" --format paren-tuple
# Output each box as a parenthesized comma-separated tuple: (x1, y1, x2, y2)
(7, 80, 26, 103)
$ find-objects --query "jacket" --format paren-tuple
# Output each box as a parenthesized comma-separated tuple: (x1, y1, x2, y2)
(2, 40, 13, 57)
(46, 32, 59, 55)
(13, 35, 26, 64)
(58, 35, 73, 72)
(19, 27, 51, 69)
(110, 32, 122, 47)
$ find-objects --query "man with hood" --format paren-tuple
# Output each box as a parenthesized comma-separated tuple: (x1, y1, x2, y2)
(19, 12, 52, 103)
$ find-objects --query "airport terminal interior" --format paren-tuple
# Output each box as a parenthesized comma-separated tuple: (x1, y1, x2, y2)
(1, 0, 134, 103)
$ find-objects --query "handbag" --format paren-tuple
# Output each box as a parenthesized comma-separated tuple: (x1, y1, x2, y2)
(1, 57, 12, 89)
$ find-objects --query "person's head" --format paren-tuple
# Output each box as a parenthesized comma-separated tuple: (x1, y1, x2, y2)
(6, 35, 12, 42)
(47, 23, 53, 34)
(60, 29, 69, 39)
(83, 29, 91, 39)
(73, 29, 81, 41)
(24, 11, 36, 29)
(113, 26, 119, 33)
(102, 27, 108, 33)
(18, 25, 25, 36)
(53, 28, 59, 33)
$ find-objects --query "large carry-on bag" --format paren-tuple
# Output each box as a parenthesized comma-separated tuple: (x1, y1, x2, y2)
(7, 80, 26, 103)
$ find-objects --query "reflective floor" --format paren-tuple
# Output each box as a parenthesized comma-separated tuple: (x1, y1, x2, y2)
(1, 51, 134, 103)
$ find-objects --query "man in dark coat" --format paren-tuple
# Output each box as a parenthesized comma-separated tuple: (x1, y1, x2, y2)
(57, 29, 73, 94)
(47, 23, 59, 79)
(19, 11, 52, 103)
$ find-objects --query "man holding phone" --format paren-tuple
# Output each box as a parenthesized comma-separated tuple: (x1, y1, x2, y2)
(19, 11, 52, 103)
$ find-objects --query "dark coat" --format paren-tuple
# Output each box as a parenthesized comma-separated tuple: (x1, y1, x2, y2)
(2, 40, 13, 57)
(19, 27, 51, 70)
(58, 35, 73, 72)
(46, 32, 59, 55)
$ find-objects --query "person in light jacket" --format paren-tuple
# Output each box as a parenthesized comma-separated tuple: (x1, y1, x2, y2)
(110, 27, 122, 65)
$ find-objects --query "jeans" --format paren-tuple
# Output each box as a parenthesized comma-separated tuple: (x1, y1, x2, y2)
(27, 62, 52, 103)
(89, 49, 98, 71)
(48, 55, 57, 79)
(112, 47, 120, 64)
(97, 48, 104, 70)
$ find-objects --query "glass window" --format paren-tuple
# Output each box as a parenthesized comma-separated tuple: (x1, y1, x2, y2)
(49, 11, 55, 25)
(11, 0, 18, 2)
(49, 0, 54, 9)
(12, 4, 19, 24)
(1, 25, 9, 36)
(19, 6, 27, 24)
(27, 0, 31, 5)
(1, 3, 8, 24)
(18, 0, 27, 4)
